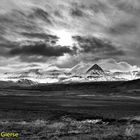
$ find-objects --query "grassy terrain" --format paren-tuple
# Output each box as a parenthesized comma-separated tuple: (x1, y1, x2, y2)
(0, 93, 140, 139)
(0, 80, 140, 139)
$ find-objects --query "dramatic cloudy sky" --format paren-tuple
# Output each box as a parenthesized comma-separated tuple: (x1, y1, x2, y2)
(0, 0, 140, 72)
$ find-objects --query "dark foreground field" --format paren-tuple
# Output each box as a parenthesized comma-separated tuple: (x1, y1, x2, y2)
(0, 80, 140, 139)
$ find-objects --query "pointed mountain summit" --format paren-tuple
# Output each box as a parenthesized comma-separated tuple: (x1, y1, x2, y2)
(86, 64, 104, 73)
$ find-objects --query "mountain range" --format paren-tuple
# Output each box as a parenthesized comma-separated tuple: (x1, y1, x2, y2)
(0, 63, 139, 85)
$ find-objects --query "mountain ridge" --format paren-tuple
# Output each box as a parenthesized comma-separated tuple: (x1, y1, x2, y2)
(0, 63, 140, 84)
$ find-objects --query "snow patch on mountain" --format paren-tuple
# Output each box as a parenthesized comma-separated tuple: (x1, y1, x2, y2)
(0, 62, 139, 84)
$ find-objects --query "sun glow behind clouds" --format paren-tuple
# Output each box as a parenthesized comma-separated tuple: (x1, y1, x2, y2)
(52, 30, 74, 46)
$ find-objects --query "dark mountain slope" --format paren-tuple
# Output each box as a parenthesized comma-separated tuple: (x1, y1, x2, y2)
(86, 64, 104, 73)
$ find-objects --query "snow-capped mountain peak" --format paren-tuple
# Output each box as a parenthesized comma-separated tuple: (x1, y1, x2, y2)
(86, 64, 104, 73)
(0, 62, 140, 84)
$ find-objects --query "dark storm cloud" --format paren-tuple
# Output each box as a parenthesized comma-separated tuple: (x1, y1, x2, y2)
(70, 8, 84, 17)
(9, 43, 73, 57)
(0, 9, 43, 37)
(72, 36, 124, 56)
(0, 42, 16, 49)
(19, 55, 49, 63)
(70, 2, 85, 17)
(110, 0, 140, 15)
(108, 21, 138, 35)
(54, 10, 63, 18)
(89, 1, 110, 14)
(0, 36, 21, 58)
(29, 8, 52, 24)
(0, 15, 13, 24)
(0, 0, 140, 69)
(21, 32, 58, 42)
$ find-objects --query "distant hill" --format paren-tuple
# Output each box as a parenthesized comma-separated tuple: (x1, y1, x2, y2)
(0, 79, 140, 97)
(17, 79, 38, 86)
(0, 81, 17, 88)
(119, 79, 140, 89)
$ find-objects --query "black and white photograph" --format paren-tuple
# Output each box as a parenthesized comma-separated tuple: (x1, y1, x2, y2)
(0, 0, 140, 139)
